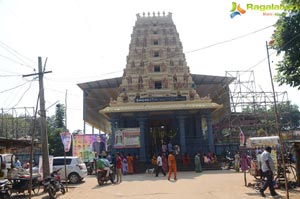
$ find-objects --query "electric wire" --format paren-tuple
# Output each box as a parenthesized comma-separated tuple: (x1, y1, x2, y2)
(44, 70, 122, 83)
(0, 40, 37, 65)
(3, 79, 36, 113)
(0, 80, 31, 94)
(185, 25, 274, 54)
(0, 74, 22, 77)
(242, 31, 300, 75)
(0, 54, 35, 70)
(0, 41, 36, 70)
(45, 86, 110, 102)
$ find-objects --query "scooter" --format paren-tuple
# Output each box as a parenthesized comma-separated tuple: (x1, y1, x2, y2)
(43, 168, 66, 199)
(0, 179, 11, 199)
(96, 164, 115, 186)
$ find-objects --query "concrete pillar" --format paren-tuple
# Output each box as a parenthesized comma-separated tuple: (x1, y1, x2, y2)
(205, 112, 214, 153)
(110, 118, 119, 154)
(178, 116, 187, 154)
(195, 112, 204, 152)
(138, 118, 147, 162)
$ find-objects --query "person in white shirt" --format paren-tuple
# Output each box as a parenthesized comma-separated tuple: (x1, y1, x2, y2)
(155, 153, 166, 177)
(256, 150, 262, 179)
(259, 146, 278, 197)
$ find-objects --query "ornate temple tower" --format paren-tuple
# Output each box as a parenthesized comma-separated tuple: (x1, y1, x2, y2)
(117, 12, 199, 103)
(100, 12, 223, 162)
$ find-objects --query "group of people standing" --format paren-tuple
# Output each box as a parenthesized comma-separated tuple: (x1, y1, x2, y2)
(232, 146, 278, 197)
(151, 150, 204, 181)
(95, 151, 139, 184)
(118, 153, 139, 175)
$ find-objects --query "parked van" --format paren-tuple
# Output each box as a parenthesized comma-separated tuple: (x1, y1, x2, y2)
(0, 154, 15, 179)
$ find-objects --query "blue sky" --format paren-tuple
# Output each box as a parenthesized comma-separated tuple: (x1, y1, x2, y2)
(0, 0, 298, 133)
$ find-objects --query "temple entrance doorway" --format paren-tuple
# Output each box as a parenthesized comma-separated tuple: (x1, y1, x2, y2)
(148, 119, 175, 156)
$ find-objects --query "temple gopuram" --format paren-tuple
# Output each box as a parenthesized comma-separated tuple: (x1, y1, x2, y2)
(78, 12, 235, 162)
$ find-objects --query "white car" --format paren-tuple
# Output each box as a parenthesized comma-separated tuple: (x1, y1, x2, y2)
(0, 154, 15, 179)
(52, 156, 87, 184)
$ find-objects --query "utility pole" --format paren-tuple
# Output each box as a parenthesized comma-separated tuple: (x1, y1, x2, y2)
(38, 56, 50, 180)
(266, 41, 289, 199)
(23, 56, 52, 180)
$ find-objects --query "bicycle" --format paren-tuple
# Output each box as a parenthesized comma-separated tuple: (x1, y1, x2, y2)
(273, 158, 298, 189)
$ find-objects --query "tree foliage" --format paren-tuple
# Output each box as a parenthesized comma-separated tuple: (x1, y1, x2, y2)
(269, 101, 300, 129)
(271, 0, 300, 89)
(0, 113, 34, 139)
(242, 101, 300, 132)
(47, 103, 66, 156)
(55, 104, 65, 128)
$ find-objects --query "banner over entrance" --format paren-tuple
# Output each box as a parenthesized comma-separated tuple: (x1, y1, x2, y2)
(114, 128, 140, 149)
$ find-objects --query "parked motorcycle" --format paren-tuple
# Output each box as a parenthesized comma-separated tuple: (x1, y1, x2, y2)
(0, 179, 10, 199)
(224, 155, 235, 169)
(222, 151, 234, 170)
(86, 161, 94, 175)
(43, 168, 66, 199)
(96, 164, 115, 186)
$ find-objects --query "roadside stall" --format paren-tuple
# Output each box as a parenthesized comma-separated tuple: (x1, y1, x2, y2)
(6, 167, 41, 196)
(282, 130, 300, 185)
(246, 136, 279, 179)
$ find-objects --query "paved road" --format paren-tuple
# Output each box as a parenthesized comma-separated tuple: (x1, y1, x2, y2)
(26, 170, 299, 199)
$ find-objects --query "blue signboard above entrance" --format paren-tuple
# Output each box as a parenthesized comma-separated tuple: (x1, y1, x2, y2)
(135, 96, 187, 103)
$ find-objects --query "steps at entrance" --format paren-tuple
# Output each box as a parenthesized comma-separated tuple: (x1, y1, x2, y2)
(177, 162, 222, 171)
(133, 161, 223, 174)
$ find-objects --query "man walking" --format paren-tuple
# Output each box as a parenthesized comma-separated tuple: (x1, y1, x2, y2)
(156, 153, 166, 177)
(259, 146, 278, 197)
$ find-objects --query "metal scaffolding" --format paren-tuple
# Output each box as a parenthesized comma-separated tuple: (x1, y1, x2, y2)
(215, 70, 290, 137)
(226, 70, 288, 113)
(0, 107, 35, 140)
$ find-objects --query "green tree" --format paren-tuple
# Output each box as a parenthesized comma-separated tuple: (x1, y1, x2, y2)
(271, 0, 300, 88)
(239, 101, 299, 135)
(55, 104, 65, 128)
(269, 101, 300, 129)
(47, 103, 66, 156)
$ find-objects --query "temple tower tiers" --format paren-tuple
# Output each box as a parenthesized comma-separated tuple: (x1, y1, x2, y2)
(116, 12, 200, 103)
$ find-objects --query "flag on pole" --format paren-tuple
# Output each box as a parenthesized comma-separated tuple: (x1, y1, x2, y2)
(239, 127, 245, 146)
(60, 132, 72, 152)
